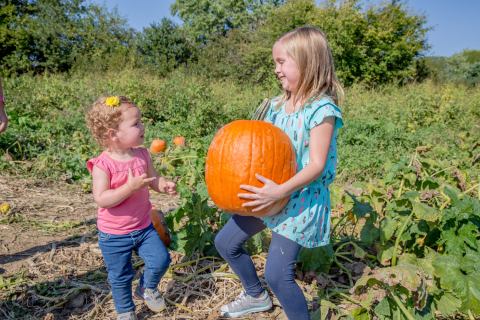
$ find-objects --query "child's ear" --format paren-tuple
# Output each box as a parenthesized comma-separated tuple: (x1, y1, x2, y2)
(107, 128, 118, 141)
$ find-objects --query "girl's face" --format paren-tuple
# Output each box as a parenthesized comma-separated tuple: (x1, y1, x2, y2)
(273, 41, 301, 94)
(114, 105, 145, 149)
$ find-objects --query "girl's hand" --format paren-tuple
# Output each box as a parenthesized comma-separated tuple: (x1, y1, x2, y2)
(127, 168, 155, 192)
(159, 179, 177, 195)
(238, 174, 287, 212)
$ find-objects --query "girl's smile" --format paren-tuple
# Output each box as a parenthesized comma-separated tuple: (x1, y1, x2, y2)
(272, 41, 301, 94)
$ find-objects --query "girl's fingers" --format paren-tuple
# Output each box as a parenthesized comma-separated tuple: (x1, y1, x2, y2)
(251, 201, 273, 212)
(255, 174, 270, 184)
(238, 193, 257, 199)
(242, 200, 263, 207)
(144, 177, 156, 183)
(239, 184, 260, 193)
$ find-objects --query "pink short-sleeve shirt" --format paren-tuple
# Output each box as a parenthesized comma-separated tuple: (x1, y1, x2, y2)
(87, 148, 152, 234)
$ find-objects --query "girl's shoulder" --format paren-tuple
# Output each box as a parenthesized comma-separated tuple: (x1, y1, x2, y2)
(306, 96, 340, 110)
(86, 151, 112, 176)
(268, 96, 284, 111)
(304, 96, 343, 129)
(86, 147, 150, 174)
(270, 95, 283, 105)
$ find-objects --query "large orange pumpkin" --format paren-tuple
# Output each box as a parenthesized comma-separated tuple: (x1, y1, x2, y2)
(205, 120, 296, 216)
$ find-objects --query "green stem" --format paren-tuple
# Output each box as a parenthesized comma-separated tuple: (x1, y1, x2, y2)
(337, 292, 370, 309)
(335, 253, 354, 263)
(397, 178, 405, 199)
(391, 211, 414, 266)
(333, 258, 353, 287)
(389, 290, 416, 320)
(331, 212, 350, 237)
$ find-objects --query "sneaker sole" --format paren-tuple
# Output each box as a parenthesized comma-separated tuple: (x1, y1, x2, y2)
(221, 303, 273, 318)
(145, 303, 166, 313)
(133, 290, 166, 312)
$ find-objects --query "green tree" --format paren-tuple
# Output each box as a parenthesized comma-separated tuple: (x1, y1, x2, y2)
(424, 50, 480, 86)
(195, 0, 429, 86)
(0, 0, 134, 74)
(171, 0, 284, 43)
(136, 18, 194, 75)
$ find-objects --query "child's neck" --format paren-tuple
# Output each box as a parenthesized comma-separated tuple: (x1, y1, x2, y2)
(286, 92, 303, 113)
(106, 146, 134, 160)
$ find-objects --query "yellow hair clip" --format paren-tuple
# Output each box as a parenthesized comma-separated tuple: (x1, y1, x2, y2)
(105, 96, 120, 108)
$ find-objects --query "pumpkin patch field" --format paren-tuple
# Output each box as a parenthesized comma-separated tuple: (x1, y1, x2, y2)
(0, 71, 479, 319)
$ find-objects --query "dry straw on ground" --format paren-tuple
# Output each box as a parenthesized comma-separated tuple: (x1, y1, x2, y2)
(0, 176, 317, 319)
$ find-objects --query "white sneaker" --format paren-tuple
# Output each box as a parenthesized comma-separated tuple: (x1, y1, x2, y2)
(134, 286, 166, 312)
(220, 290, 273, 318)
(117, 311, 137, 320)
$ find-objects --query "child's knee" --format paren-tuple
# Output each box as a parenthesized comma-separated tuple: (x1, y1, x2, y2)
(214, 231, 227, 255)
(265, 266, 282, 290)
(108, 271, 134, 287)
(152, 250, 171, 273)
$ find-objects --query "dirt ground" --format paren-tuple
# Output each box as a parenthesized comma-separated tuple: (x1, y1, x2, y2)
(0, 175, 315, 320)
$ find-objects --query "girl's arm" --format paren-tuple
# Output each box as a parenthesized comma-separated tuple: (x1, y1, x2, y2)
(239, 117, 335, 212)
(92, 166, 155, 208)
(146, 155, 177, 195)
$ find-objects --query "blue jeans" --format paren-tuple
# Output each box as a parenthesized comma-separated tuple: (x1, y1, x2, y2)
(215, 215, 309, 320)
(98, 224, 171, 313)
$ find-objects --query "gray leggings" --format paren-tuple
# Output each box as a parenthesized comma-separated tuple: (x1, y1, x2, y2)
(215, 215, 310, 320)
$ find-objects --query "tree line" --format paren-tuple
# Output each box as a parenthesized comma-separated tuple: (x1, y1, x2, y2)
(1, 0, 478, 86)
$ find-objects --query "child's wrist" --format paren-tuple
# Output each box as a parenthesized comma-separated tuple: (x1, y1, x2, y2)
(278, 184, 291, 198)
(125, 181, 135, 194)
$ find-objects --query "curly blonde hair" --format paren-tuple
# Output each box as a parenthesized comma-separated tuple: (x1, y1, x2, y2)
(85, 96, 134, 148)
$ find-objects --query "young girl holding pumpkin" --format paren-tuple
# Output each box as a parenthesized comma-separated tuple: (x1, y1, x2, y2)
(86, 96, 176, 320)
(215, 26, 344, 319)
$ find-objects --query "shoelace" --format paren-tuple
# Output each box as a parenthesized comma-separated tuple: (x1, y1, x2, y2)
(145, 289, 160, 300)
(228, 291, 249, 309)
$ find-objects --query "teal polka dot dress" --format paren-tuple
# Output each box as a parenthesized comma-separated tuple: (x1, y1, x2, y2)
(262, 96, 343, 248)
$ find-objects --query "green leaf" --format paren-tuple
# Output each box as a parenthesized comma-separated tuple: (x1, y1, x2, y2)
(354, 245, 367, 259)
(397, 252, 435, 277)
(433, 254, 480, 315)
(404, 172, 417, 186)
(298, 244, 334, 273)
(441, 222, 479, 254)
(195, 181, 209, 200)
(360, 217, 380, 245)
(374, 297, 393, 318)
(351, 307, 371, 320)
(377, 245, 395, 266)
(443, 185, 460, 204)
(380, 217, 398, 243)
(411, 201, 439, 222)
(435, 292, 461, 316)
(353, 200, 374, 218)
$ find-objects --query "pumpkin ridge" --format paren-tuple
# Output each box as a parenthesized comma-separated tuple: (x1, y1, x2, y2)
(248, 121, 255, 210)
(218, 128, 225, 209)
(270, 125, 277, 187)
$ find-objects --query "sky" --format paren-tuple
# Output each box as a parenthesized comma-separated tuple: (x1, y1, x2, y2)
(89, 0, 480, 57)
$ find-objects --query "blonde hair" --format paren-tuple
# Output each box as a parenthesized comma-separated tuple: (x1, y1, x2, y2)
(85, 96, 134, 148)
(275, 26, 344, 107)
